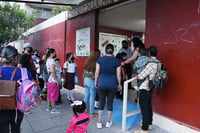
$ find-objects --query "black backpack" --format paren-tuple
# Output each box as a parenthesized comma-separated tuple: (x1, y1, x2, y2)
(148, 62, 168, 91)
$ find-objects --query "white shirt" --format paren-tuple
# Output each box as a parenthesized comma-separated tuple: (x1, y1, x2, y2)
(119, 47, 132, 59)
(63, 61, 76, 73)
(46, 58, 61, 83)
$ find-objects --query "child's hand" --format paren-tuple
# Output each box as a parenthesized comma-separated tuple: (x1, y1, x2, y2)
(121, 61, 125, 66)
(95, 82, 98, 88)
(117, 84, 122, 91)
(36, 96, 42, 105)
(134, 86, 139, 91)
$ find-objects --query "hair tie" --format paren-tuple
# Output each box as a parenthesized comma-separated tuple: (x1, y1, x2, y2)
(70, 101, 82, 106)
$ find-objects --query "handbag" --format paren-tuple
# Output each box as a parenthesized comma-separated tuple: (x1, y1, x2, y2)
(74, 75, 78, 84)
(74, 66, 78, 84)
(0, 68, 17, 110)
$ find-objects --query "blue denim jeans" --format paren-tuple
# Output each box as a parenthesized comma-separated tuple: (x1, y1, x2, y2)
(84, 77, 96, 114)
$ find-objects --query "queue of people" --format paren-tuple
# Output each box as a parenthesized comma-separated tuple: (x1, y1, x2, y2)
(0, 37, 159, 133)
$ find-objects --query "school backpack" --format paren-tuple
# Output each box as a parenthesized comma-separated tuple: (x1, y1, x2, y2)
(17, 68, 39, 113)
(148, 62, 168, 91)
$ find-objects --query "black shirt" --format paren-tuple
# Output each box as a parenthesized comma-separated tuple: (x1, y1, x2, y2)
(19, 53, 36, 80)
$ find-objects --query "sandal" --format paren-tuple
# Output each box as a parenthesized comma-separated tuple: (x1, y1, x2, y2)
(90, 113, 98, 117)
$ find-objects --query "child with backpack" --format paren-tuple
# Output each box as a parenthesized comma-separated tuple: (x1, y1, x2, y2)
(133, 47, 159, 102)
(66, 101, 90, 133)
(63, 52, 77, 103)
(134, 46, 160, 133)
(0, 46, 34, 133)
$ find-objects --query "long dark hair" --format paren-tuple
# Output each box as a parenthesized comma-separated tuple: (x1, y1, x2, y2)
(66, 52, 73, 60)
(46, 48, 55, 59)
(72, 101, 86, 117)
(1, 46, 18, 65)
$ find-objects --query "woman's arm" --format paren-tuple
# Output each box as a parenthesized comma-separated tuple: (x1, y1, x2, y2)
(50, 63, 59, 85)
(117, 66, 122, 91)
(123, 47, 139, 65)
(95, 63, 100, 88)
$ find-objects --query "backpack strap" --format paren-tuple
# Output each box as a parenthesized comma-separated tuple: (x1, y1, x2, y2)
(147, 61, 160, 81)
(11, 68, 18, 80)
(20, 68, 29, 80)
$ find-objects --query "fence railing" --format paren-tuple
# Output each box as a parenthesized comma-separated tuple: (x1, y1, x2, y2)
(122, 77, 140, 132)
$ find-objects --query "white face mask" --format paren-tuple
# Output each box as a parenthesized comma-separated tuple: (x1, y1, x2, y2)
(36, 59, 40, 63)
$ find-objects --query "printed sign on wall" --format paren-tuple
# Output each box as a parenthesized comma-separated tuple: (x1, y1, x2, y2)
(99, 32, 127, 56)
(76, 27, 90, 56)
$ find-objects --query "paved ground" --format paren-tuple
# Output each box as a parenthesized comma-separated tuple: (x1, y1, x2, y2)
(21, 86, 168, 133)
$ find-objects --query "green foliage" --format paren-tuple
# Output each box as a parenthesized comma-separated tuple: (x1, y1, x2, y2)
(0, 2, 36, 45)
(52, 5, 72, 15)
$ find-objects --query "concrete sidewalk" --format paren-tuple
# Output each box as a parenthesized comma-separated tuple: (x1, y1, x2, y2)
(21, 87, 168, 133)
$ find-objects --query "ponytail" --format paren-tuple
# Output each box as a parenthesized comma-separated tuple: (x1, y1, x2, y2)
(73, 106, 78, 117)
(71, 101, 86, 117)
(46, 48, 55, 59)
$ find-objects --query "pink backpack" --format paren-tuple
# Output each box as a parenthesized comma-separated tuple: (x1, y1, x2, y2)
(17, 68, 38, 113)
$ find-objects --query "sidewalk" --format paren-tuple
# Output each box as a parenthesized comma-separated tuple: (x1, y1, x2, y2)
(21, 86, 168, 133)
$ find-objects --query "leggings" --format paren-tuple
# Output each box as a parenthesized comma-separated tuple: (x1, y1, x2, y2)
(0, 110, 24, 133)
(98, 89, 117, 111)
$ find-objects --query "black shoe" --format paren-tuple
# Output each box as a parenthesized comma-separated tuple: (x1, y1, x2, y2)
(55, 101, 60, 105)
(94, 107, 99, 110)
(67, 98, 73, 103)
(134, 98, 138, 103)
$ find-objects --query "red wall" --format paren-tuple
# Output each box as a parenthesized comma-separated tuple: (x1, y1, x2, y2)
(66, 11, 98, 86)
(146, 0, 200, 129)
(99, 26, 143, 46)
(26, 22, 65, 65)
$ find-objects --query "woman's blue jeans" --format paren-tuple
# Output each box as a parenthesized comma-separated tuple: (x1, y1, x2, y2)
(84, 77, 96, 114)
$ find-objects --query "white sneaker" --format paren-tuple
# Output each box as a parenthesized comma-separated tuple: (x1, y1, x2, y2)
(97, 122, 102, 129)
(133, 129, 149, 133)
(105, 121, 112, 128)
(46, 107, 51, 112)
(50, 109, 61, 114)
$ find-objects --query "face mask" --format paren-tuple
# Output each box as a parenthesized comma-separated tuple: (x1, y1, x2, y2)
(123, 46, 128, 49)
(28, 49, 32, 54)
(53, 55, 57, 59)
(71, 57, 74, 61)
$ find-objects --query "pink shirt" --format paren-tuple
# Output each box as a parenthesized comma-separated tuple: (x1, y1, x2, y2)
(66, 113, 90, 133)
